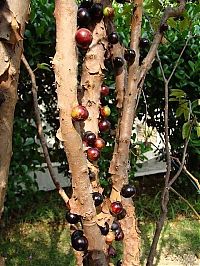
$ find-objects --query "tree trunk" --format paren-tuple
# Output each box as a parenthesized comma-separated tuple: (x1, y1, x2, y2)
(53, 1, 107, 265)
(0, 0, 30, 219)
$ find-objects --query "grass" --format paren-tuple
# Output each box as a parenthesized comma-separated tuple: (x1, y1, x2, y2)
(0, 191, 199, 265)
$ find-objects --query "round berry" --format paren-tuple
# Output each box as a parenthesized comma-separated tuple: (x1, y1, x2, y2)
(124, 49, 136, 65)
(117, 208, 127, 220)
(71, 105, 89, 121)
(100, 85, 110, 96)
(100, 106, 111, 117)
(121, 184, 136, 198)
(92, 192, 104, 207)
(117, 260, 122, 266)
(98, 119, 111, 132)
(108, 32, 119, 44)
(113, 57, 124, 69)
(115, 229, 124, 241)
(71, 235, 88, 251)
(99, 222, 109, 235)
(111, 221, 121, 231)
(87, 147, 100, 161)
(71, 230, 84, 241)
(103, 7, 115, 18)
(75, 28, 93, 48)
(66, 212, 80, 224)
(83, 131, 96, 145)
(110, 201, 123, 215)
(139, 38, 149, 48)
(94, 137, 106, 150)
(90, 3, 103, 21)
(77, 8, 91, 26)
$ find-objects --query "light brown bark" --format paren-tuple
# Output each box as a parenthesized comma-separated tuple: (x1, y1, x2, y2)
(53, 1, 107, 265)
(0, 0, 30, 219)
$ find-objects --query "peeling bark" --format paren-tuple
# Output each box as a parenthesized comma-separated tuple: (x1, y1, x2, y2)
(0, 0, 30, 219)
(53, 1, 107, 265)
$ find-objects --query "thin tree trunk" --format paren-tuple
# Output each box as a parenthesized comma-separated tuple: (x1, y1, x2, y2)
(0, 1, 30, 265)
(53, 1, 107, 265)
(0, 0, 30, 218)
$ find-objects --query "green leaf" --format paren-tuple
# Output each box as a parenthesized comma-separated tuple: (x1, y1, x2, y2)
(170, 89, 186, 98)
(182, 122, 191, 139)
(196, 126, 200, 138)
(37, 63, 51, 71)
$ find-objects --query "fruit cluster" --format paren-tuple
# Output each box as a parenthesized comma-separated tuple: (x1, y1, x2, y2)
(69, 0, 140, 257)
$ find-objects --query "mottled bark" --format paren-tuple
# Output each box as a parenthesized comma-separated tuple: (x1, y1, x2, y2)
(0, 0, 30, 218)
(53, 1, 107, 265)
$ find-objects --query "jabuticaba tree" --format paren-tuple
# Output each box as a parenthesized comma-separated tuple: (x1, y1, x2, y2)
(52, 0, 186, 265)
(0, 1, 30, 218)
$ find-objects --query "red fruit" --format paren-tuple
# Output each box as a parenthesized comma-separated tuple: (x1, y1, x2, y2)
(75, 28, 92, 48)
(87, 147, 100, 161)
(110, 201, 123, 215)
(71, 105, 89, 121)
(100, 85, 110, 96)
(98, 120, 111, 132)
(94, 137, 105, 150)
(100, 106, 111, 117)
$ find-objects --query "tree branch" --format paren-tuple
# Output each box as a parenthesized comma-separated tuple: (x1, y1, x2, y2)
(139, 0, 186, 83)
(21, 54, 69, 205)
(169, 186, 200, 220)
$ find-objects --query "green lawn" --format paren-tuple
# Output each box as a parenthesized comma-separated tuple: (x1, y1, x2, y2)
(0, 191, 199, 265)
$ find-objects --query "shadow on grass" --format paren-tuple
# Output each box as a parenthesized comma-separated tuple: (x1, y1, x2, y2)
(139, 218, 200, 266)
(0, 219, 76, 266)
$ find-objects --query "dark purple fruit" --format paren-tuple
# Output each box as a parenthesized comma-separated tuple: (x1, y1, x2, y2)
(113, 57, 124, 69)
(108, 245, 117, 257)
(110, 201, 123, 215)
(99, 222, 109, 235)
(92, 192, 104, 206)
(117, 208, 127, 220)
(77, 8, 91, 26)
(111, 221, 121, 231)
(100, 85, 110, 96)
(124, 49, 136, 65)
(108, 32, 119, 44)
(98, 119, 111, 132)
(80, 0, 93, 8)
(115, 229, 124, 241)
(139, 38, 149, 48)
(116, 260, 122, 266)
(90, 3, 103, 21)
(87, 147, 100, 161)
(83, 131, 96, 145)
(71, 235, 88, 251)
(71, 230, 84, 241)
(66, 212, 80, 224)
(121, 184, 136, 198)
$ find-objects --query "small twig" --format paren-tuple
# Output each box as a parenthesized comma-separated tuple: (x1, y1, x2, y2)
(172, 157, 200, 191)
(169, 187, 200, 220)
(168, 34, 191, 83)
(168, 132, 191, 187)
(21, 54, 69, 205)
